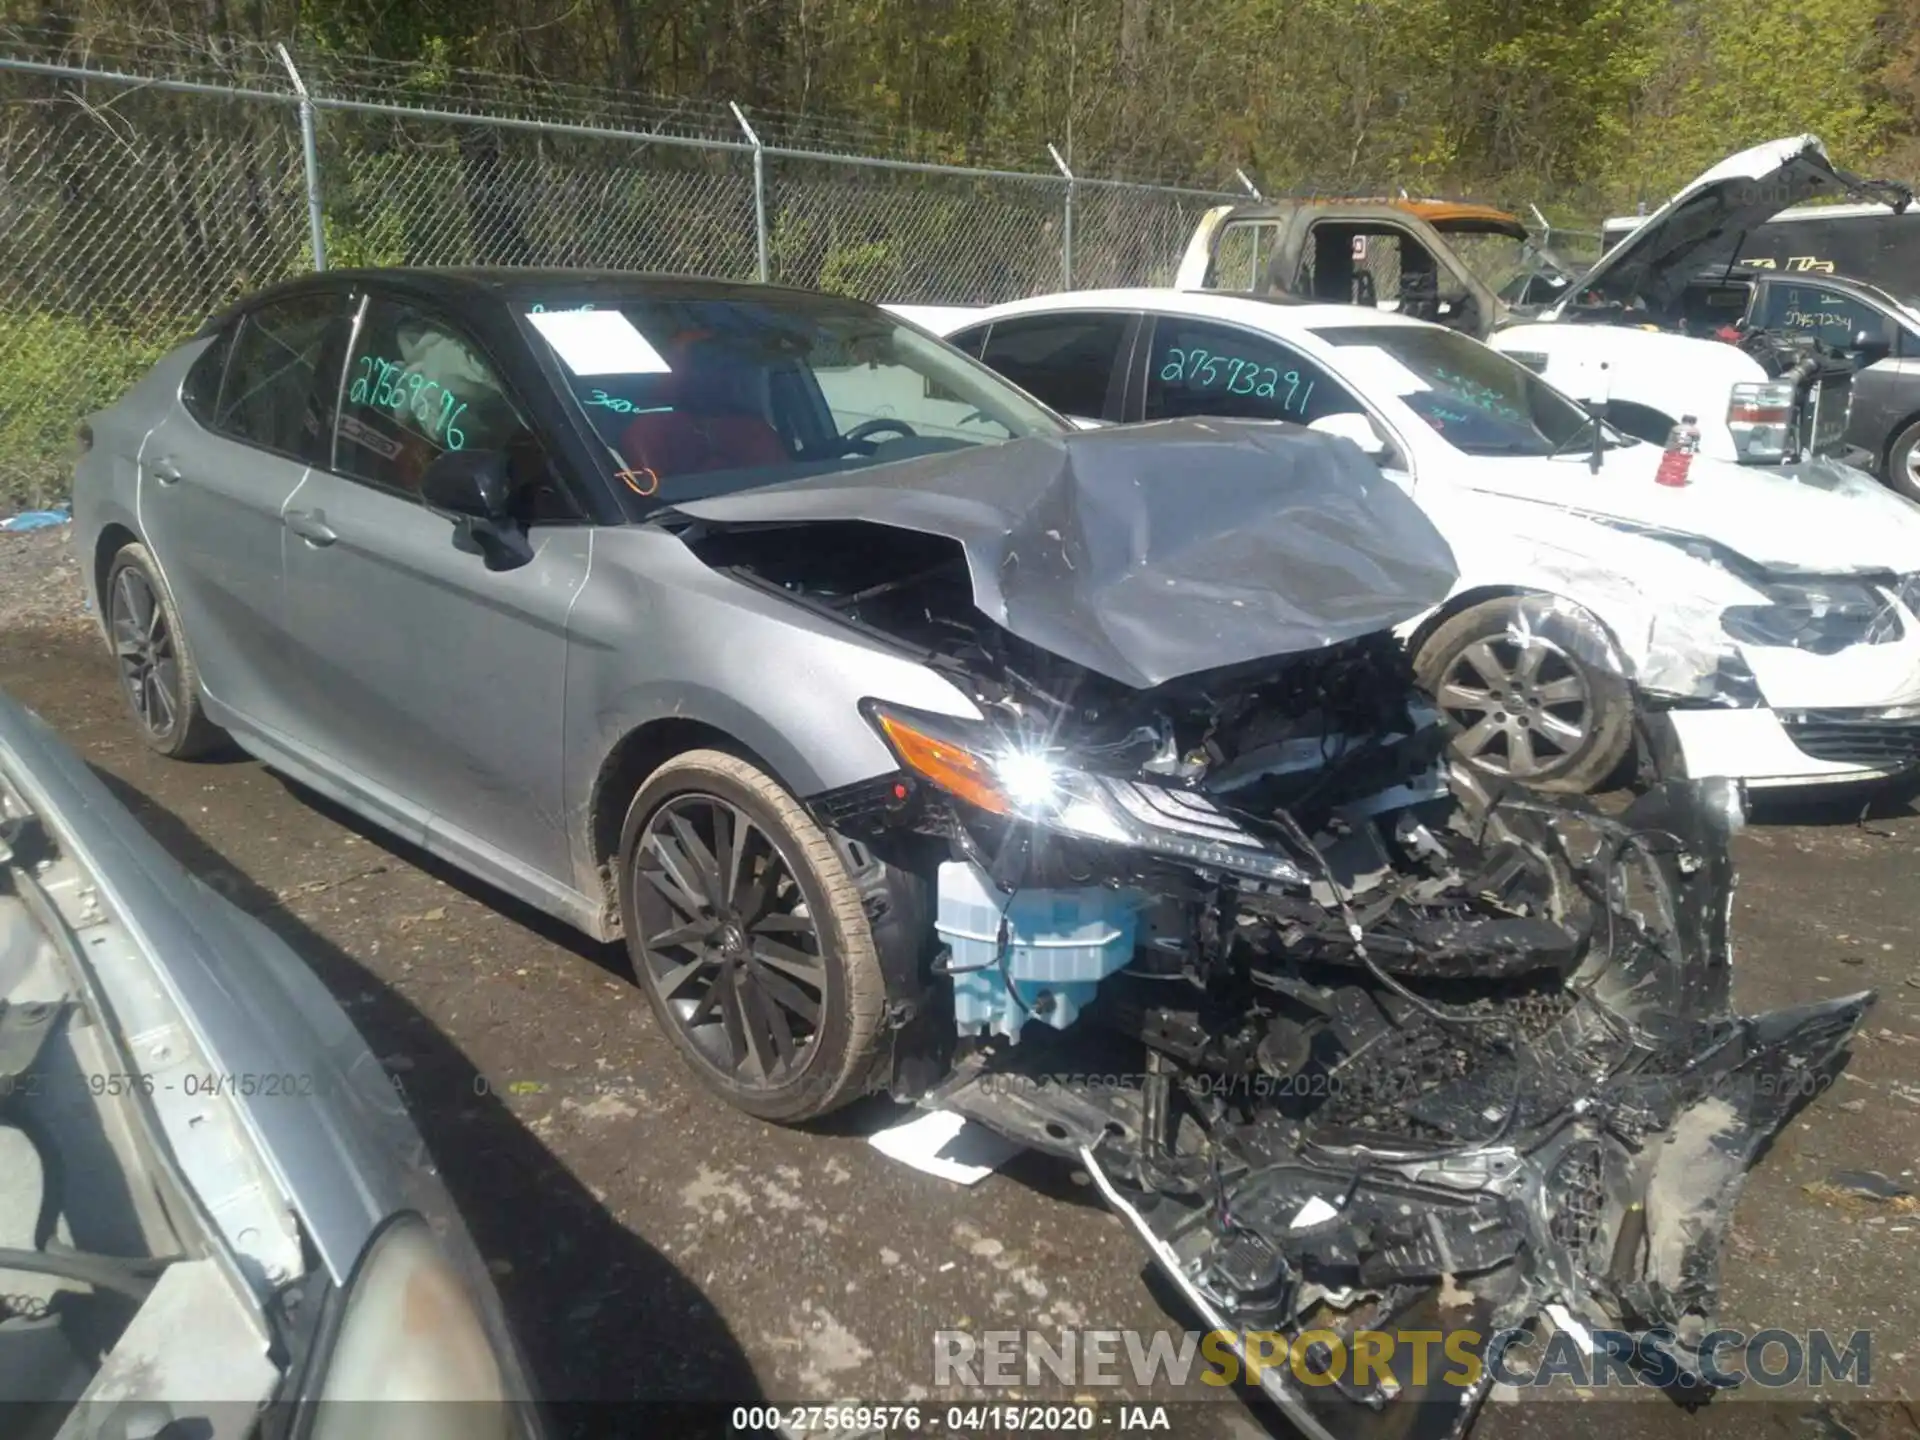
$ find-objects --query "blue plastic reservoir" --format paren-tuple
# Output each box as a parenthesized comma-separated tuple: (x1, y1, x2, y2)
(935, 861, 1141, 1043)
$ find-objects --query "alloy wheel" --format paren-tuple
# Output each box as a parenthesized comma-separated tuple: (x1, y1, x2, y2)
(1435, 633, 1593, 780)
(109, 567, 178, 739)
(632, 794, 828, 1088)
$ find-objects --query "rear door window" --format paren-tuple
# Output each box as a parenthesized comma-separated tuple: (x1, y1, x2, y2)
(181, 328, 233, 426)
(211, 292, 353, 465)
(977, 312, 1130, 420)
(947, 323, 991, 359)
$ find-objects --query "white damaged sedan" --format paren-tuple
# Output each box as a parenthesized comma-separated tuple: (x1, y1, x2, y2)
(902, 290, 1920, 791)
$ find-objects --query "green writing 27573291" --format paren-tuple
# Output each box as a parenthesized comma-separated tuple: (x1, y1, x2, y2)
(349, 355, 469, 449)
(1159, 347, 1315, 413)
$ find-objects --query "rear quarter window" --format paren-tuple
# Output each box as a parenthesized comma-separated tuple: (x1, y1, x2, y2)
(212, 292, 354, 465)
(181, 329, 232, 426)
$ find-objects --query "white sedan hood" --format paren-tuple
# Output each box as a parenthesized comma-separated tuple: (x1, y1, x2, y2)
(1454, 448, 1920, 574)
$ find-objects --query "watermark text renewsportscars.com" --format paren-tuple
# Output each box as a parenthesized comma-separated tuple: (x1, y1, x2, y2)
(934, 1325, 1872, 1392)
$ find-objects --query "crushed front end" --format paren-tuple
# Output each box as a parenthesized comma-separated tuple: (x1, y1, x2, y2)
(814, 627, 1868, 1439)
(680, 423, 1869, 1438)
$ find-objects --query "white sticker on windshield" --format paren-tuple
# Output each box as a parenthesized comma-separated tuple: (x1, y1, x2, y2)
(1331, 345, 1432, 396)
(526, 309, 672, 376)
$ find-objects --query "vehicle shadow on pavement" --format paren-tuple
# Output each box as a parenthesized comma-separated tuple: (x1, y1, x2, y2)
(86, 766, 763, 1434)
(1745, 771, 1920, 829)
(273, 771, 641, 985)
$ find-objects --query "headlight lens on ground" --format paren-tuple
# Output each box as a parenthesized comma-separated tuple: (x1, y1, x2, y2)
(310, 1216, 517, 1440)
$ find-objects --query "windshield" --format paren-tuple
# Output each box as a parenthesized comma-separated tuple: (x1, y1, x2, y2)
(519, 290, 1065, 502)
(1312, 323, 1608, 457)
(1445, 231, 1536, 295)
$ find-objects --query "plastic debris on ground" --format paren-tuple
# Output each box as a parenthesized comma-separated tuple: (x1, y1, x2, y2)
(0, 503, 72, 533)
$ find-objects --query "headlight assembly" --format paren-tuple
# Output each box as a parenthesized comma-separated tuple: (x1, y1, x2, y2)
(1587, 518, 1903, 655)
(863, 701, 1306, 883)
(309, 1215, 525, 1440)
(1720, 578, 1900, 654)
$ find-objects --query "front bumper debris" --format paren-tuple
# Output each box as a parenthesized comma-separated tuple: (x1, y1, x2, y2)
(913, 780, 1871, 1438)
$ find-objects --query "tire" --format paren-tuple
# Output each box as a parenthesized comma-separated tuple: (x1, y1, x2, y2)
(103, 543, 225, 760)
(1883, 419, 1920, 503)
(1413, 597, 1635, 794)
(616, 748, 890, 1123)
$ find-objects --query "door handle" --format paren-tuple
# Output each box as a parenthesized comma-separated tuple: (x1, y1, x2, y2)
(284, 507, 338, 547)
(151, 457, 183, 485)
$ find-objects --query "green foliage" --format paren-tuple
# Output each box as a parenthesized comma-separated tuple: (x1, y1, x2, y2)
(816, 239, 900, 299)
(0, 313, 170, 512)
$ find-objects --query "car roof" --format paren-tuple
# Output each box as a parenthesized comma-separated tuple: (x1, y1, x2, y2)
(1689, 265, 1908, 308)
(954, 287, 1438, 335)
(1205, 198, 1528, 238)
(201, 268, 870, 330)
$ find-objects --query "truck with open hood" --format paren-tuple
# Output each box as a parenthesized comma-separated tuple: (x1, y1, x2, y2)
(1176, 136, 1914, 477)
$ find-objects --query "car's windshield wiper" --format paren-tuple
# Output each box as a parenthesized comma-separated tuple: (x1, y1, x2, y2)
(1545, 411, 1634, 462)
(1455, 441, 1549, 456)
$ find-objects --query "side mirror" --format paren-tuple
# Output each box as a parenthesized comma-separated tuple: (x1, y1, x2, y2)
(419, 448, 532, 571)
(1309, 411, 1390, 460)
(1850, 328, 1891, 363)
(420, 448, 512, 519)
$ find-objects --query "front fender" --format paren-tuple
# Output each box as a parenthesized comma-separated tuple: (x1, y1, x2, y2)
(1402, 483, 1744, 698)
(561, 527, 984, 893)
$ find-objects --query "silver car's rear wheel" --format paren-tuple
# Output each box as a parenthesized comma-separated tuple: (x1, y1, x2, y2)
(104, 544, 223, 760)
(617, 749, 889, 1123)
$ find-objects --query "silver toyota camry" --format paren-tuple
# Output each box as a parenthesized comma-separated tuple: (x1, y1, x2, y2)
(71, 271, 1872, 1439)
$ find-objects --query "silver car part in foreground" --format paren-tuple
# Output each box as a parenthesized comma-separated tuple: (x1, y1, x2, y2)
(0, 687, 541, 1437)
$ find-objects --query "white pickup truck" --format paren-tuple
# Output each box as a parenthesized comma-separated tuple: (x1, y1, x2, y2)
(1173, 135, 1911, 470)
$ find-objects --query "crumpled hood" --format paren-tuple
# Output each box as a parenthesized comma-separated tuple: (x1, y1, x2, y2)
(1568, 135, 1878, 312)
(668, 419, 1460, 689)
(1467, 449, 1920, 575)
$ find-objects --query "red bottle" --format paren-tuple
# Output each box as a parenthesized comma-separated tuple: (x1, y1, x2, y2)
(1655, 414, 1701, 487)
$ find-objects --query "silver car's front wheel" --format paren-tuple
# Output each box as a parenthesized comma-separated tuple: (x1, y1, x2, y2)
(616, 749, 889, 1123)
(103, 544, 223, 760)
(1415, 597, 1636, 793)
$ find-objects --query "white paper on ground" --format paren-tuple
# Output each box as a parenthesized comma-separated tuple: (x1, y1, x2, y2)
(1289, 1194, 1340, 1229)
(867, 1108, 1023, 1185)
(525, 309, 672, 376)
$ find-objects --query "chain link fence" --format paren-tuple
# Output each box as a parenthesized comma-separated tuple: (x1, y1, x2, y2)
(0, 31, 1243, 509)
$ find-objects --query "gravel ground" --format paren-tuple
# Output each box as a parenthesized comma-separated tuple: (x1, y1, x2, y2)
(1, 533, 1916, 1439)
(0, 527, 90, 634)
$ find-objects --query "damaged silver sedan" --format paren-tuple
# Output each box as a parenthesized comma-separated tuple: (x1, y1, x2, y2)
(71, 273, 1872, 1436)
